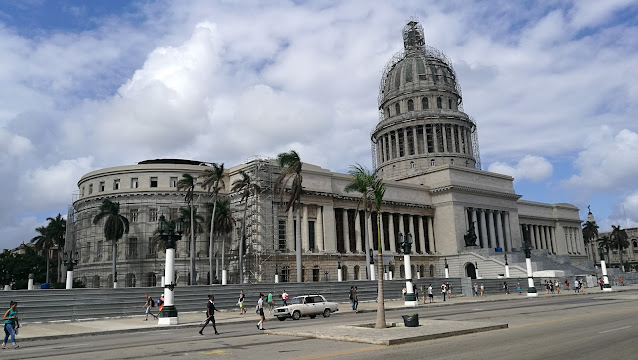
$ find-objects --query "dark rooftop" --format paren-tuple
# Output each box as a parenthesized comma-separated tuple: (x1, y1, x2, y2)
(137, 159, 205, 166)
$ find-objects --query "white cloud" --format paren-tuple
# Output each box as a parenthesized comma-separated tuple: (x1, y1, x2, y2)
(563, 128, 638, 195)
(488, 155, 553, 182)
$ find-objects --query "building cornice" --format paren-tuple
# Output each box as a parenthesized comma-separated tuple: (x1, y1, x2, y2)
(429, 184, 522, 200)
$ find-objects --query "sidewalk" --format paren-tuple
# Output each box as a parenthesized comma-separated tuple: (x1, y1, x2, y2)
(16, 284, 637, 342)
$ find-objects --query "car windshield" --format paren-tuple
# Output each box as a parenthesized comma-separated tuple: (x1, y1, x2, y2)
(289, 297, 304, 305)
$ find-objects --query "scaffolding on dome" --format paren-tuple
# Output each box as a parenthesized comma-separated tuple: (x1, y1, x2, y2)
(469, 117, 482, 170)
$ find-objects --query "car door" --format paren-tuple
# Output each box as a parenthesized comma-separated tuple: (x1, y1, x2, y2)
(302, 296, 314, 315)
(312, 296, 324, 315)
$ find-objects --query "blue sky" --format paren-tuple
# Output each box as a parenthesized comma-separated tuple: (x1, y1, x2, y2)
(1, 0, 637, 251)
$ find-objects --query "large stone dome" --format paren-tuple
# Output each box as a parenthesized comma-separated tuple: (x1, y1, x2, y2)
(372, 20, 480, 181)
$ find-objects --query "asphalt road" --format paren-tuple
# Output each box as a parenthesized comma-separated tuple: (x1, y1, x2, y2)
(6, 291, 638, 360)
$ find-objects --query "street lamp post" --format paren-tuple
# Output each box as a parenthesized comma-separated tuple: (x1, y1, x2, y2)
(337, 255, 343, 282)
(28, 272, 34, 290)
(522, 225, 537, 297)
(475, 262, 480, 279)
(399, 232, 417, 306)
(3, 272, 10, 291)
(504, 254, 510, 278)
(63, 251, 79, 289)
(599, 246, 612, 292)
(369, 249, 375, 281)
(157, 214, 184, 325)
(444, 258, 449, 279)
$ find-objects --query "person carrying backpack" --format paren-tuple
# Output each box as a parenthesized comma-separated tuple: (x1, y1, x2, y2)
(143, 294, 157, 321)
(2, 301, 19, 349)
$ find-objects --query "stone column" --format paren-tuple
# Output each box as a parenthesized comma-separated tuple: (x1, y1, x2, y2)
(286, 207, 294, 252)
(577, 229, 584, 254)
(456, 125, 462, 153)
(471, 208, 478, 239)
(418, 216, 426, 254)
(427, 217, 436, 253)
(322, 204, 337, 252)
(533, 225, 541, 250)
(504, 212, 512, 252)
(496, 211, 505, 250)
(355, 211, 362, 253)
(479, 209, 488, 249)
(442, 125, 448, 153)
(551, 227, 558, 255)
(403, 128, 409, 157)
(316, 206, 324, 252)
(302, 204, 309, 252)
(343, 209, 350, 253)
(389, 213, 396, 253)
(394, 132, 400, 159)
(408, 215, 416, 252)
(543, 226, 551, 254)
(412, 127, 419, 155)
(379, 212, 386, 251)
(433, 126, 439, 153)
(488, 210, 497, 249)
(367, 213, 374, 252)
(565, 227, 572, 254)
(398, 214, 405, 238)
(539, 225, 546, 251)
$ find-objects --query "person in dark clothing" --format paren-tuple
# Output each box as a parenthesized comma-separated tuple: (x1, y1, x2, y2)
(199, 295, 220, 335)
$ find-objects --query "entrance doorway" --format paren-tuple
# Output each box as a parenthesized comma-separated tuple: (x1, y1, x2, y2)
(465, 262, 477, 279)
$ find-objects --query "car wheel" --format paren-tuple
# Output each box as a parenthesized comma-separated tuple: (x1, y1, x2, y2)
(292, 311, 301, 320)
(277, 317, 286, 321)
(323, 309, 331, 318)
(309, 315, 316, 319)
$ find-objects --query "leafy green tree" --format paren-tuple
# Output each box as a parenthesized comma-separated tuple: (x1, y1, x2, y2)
(30, 226, 54, 283)
(46, 214, 66, 282)
(93, 199, 129, 288)
(274, 150, 303, 282)
(231, 170, 261, 283)
(0, 247, 47, 289)
(344, 163, 376, 279)
(199, 163, 225, 284)
(610, 225, 629, 272)
(582, 220, 598, 260)
(177, 173, 197, 285)
(209, 198, 235, 282)
(598, 235, 612, 263)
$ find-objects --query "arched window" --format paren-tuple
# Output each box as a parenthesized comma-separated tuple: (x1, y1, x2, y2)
(385, 107, 390, 118)
(126, 273, 136, 288)
(147, 273, 157, 287)
(342, 265, 349, 281)
(422, 97, 429, 109)
(400, 265, 405, 278)
(410, 161, 415, 169)
(395, 103, 400, 115)
(633, 240, 638, 249)
(419, 265, 425, 276)
(429, 264, 435, 277)
(92, 275, 100, 288)
(407, 99, 414, 111)
(354, 265, 360, 280)
(430, 159, 435, 167)
(448, 98, 453, 109)
(281, 266, 290, 283)
(437, 97, 442, 109)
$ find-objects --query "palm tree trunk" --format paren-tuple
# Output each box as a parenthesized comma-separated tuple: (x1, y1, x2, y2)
(46, 253, 50, 284)
(190, 204, 195, 285)
(364, 210, 371, 280)
(209, 195, 218, 285)
(239, 200, 248, 283)
(375, 213, 386, 329)
(221, 236, 226, 274)
(112, 240, 117, 288)
(619, 247, 625, 272)
(295, 200, 302, 283)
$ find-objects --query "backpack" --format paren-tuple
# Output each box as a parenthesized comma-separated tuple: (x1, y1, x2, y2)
(349, 290, 353, 300)
(150, 298, 155, 307)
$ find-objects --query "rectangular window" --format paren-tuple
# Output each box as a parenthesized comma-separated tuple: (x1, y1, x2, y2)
(89, 184, 93, 194)
(149, 208, 158, 222)
(84, 242, 91, 263)
(96, 241, 103, 260)
(99, 181, 105, 192)
(148, 237, 156, 257)
(169, 177, 178, 187)
(150, 177, 158, 188)
(80, 186, 85, 197)
(308, 220, 316, 252)
(127, 237, 138, 259)
(278, 220, 287, 251)
(130, 209, 138, 222)
(131, 178, 139, 189)
(113, 179, 120, 190)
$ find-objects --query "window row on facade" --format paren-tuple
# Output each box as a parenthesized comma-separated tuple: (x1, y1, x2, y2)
(80, 175, 189, 197)
(377, 123, 472, 163)
(384, 95, 457, 120)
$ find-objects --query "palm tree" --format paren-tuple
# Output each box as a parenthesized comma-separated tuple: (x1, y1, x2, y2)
(370, 175, 386, 329)
(598, 235, 613, 263)
(344, 163, 376, 279)
(212, 198, 235, 282)
(610, 225, 629, 272)
(46, 214, 66, 282)
(199, 163, 225, 285)
(582, 221, 598, 260)
(92, 199, 129, 288)
(274, 150, 303, 282)
(180, 207, 205, 283)
(30, 226, 54, 284)
(177, 173, 197, 285)
(231, 170, 261, 283)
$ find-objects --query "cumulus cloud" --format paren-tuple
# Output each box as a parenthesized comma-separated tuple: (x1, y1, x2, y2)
(488, 155, 553, 182)
(563, 128, 638, 195)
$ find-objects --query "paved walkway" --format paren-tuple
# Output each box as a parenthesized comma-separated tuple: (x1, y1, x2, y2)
(15, 285, 637, 342)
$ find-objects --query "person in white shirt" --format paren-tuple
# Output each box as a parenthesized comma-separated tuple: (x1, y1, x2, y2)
(441, 282, 447, 301)
(428, 284, 434, 303)
(256, 294, 265, 330)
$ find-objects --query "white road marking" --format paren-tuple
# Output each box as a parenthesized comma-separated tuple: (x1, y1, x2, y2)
(599, 325, 631, 334)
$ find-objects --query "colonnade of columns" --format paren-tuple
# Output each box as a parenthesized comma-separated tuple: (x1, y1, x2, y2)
(519, 223, 558, 255)
(377, 123, 473, 164)
(563, 226, 585, 255)
(466, 208, 512, 252)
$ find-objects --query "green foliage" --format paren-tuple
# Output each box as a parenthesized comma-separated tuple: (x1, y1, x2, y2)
(0, 247, 47, 288)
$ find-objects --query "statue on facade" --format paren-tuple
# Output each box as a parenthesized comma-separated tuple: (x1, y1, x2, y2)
(464, 223, 478, 247)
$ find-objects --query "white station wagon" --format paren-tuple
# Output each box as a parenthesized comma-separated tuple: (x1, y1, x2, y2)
(274, 294, 339, 321)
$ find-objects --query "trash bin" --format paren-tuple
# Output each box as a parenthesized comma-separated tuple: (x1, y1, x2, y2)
(40, 283, 50, 289)
(402, 314, 419, 327)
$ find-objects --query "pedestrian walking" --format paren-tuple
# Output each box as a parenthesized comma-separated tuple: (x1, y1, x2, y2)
(238, 290, 246, 315)
(402, 286, 407, 300)
(503, 281, 509, 294)
(143, 294, 157, 321)
(157, 294, 164, 313)
(599, 278, 604, 290)
(579, 279, 584, 293)
(2, 301, 19, 349)
(441, 282, 447, 301)
(199, 295, 220, 335)
(352, 286, 359, 312)
(428, 284, 434, 303)
(480, 283, 485, 297)
(573, 279, 579, 293)
(554, 280, 560, 294)
(473, 282, 478, 297)
(619, 275, 624, 286)
(447, 282, 453, 299)
(267, 291, 274, 314)
(256, 293, 265, 330)
(282, 290, 289, 306)
(516, 281, 521, 294)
